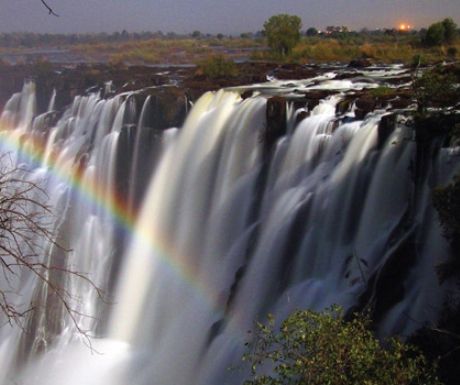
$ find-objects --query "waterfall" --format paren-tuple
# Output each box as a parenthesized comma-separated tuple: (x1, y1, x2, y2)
(0, 69, 457, 385)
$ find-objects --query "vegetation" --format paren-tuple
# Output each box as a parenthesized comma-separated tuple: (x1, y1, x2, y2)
(263, 14, 302, 57)
(406, 63, 460, 385)
(0, 17, 459, 66)
(0, 156, 56, 323)
(369, 86, 398, 99)
(413, 67, 460, 112)
(0, 151, 102, 342)
(433, 174, 460, 252)
(251, 35, 458, 65)
(423, 18, 458, 46)
(196, 55, 239, 78)
(412, 168, 460, 385)
(243, 306, 440, 385)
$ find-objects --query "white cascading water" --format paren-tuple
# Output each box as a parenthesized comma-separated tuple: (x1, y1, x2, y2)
(0, 68, 458, 385)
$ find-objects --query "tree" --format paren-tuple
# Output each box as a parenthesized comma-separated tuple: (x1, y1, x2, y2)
(243, 306, 440, 385)
(442, 18, 457, 43)
(424, 22, 446, 46)
(423, 18, 458, 46)
(305, 27, 318, 37)
(192, 30, 202, 38)
(263, 14, 302, 57)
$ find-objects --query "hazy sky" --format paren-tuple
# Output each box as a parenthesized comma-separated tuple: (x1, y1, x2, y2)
(1, 0, 459, 34)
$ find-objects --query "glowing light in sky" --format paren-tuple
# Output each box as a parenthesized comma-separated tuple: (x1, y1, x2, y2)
(398, 23, 412, 31)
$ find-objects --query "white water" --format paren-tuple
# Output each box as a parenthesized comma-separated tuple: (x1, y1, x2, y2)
(0, 71, 457, 385)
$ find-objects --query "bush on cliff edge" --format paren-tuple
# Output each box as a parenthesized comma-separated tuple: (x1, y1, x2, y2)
(243, 306, 440, 385)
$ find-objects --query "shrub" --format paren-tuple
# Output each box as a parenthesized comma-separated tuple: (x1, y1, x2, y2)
(196, 55, 239, 79)
(31, 58, 53, 79)
(433, 172, 460, 281)
(243, 306, 440, 385)
(413, 68, 459, 112)
(369, 86, 397, 99)
(447, 46, 457, 60)
(411, 53, 427, 68)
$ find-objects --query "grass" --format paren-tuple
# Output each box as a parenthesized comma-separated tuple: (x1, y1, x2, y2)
(195, 55, 239, 78)
(70, 37, 263, 65)
(252, 36, 460, 64)
(1, 33, 458, 66)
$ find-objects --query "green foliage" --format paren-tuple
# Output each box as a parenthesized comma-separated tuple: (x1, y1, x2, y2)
(263, 14, 302, 57)
(433, 172, 460, 282)
(433, 172, 460, 238)
(424, 22, 446, 46)
(411, 53, 427, 68)
(442, 18, 458, 44)
(31, 58, 53, 79)
(369, 86, 397, 98)
(413, 68, 459, 112)
(423, 18, 458, 46)
(305, 28, 318, 37)
(447, 46, 457, 60)
(243, 306, 440, 385)
(197, 55, 239, 79)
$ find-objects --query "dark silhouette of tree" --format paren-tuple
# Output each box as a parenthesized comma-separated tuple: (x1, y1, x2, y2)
(306, 27, 319, 37)
(442, 18, 457, 43)
(423, 18, 458, 46)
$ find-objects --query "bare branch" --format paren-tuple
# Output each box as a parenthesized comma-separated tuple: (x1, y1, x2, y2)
(40, 0, 59, 17)
(0, 151, 104, 352)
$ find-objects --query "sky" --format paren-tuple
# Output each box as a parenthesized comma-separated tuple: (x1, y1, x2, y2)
(0, 0, 459, 34)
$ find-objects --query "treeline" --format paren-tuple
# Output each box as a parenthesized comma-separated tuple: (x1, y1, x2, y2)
(0, 30, 200, 48)
(0, 22, 457, 49)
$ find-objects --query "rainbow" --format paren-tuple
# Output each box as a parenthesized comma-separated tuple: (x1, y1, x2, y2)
(0, 108, 246, 341)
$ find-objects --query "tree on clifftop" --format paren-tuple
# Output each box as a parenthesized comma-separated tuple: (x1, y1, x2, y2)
(263, 14, 302, 57)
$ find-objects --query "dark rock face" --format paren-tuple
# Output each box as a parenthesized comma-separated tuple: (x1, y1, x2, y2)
(390, 97, 411, 109)
(271, 64, 317, 80)
(265, 96, 287, 154)
(295, 110, 308, 124)
(348, 58, 373, 68)
(377, 114, 397, 149)
(352, 210, 420, 329)
(241, 90, 254, 100)
(355, 95, 376, 112)
(336, 99, 352, 115)
(355, 95, 377, 119)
